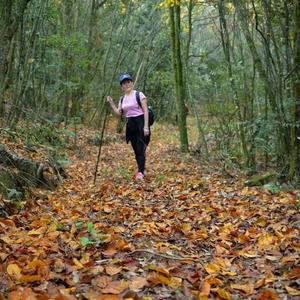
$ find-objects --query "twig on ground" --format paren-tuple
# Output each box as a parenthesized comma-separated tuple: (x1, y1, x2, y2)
(126, 248, 207, 263)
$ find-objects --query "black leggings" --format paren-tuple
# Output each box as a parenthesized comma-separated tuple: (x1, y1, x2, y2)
(126, 115, 150, 174)
(131, 135, 147, 174)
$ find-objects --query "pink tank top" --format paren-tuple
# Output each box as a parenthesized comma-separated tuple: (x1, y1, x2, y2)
(118, 90, 146, 118)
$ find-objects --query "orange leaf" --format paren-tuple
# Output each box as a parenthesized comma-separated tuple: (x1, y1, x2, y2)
(182, 223, 192, 234)
(73, 258, 84, 269)
(200, 281, 210, 296)
(24, 258, 48, 278)
(100, 280, 128, 294)
(93, 276, 109, 288)
(205, 276, 223, 286)
(197, 296, 209, 300)
(129, 277, 148, 291)
(231, 283, 254, 295)
(255, 273, 276, 288)
(105, 265, 122, 276)
(147, 273, 171, 286)
(286, 267, 300, 279)
(204, 263, 220, 274)
(96, 296, 121, 300)
(257, 233, 275, 249)
(155, 267, 170, 277)
(8, 288, 37, 300)
(7, 264, 22, 280)
(285, 286, 300, 296)
(216, 288, 231, 300)
(102, 249, 117, 258)
(0, 252, 9, 261)
(168, 277, 182, 289)
(28, 227, 46, 235)
(22, 288, 39, 300)
(20, 275, 42, 283)
(0, 236, 14, 245)
(8, 290, 21, 300)
(256, 290, 279, 300)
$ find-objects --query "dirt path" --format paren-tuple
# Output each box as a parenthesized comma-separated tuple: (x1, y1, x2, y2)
(0, 124, 299, 299)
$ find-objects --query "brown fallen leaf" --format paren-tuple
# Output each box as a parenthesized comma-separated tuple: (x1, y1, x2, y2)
(100, 280, 129, 294)
(129, 276, 148, 291)
(285, 285, 300, 296)
(205, 276, 223, 286)
(102, 248, 117, 258)
(255, 273, 276, 288)
(169, 277, 182, 289)
(256, 289, 279, 300)
(105, 265, 122, 276)
(20, 274, 42, 283)
(216, 288, 231, 300)
(8, 288, 38, 300)
(147, 273, 171, 286)
(28, 227, 46, 235)
(199, 280, 210, 296)
(230, 283, 254, 295)
(7, 264, 22, 281)
(96, 296, 121, 300)
(204, 263, 220, 274)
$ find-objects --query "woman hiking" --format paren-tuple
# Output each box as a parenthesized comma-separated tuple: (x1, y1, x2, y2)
(107, 73, 150, 180)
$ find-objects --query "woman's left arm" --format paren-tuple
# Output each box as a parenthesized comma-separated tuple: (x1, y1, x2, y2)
(141, 98, 150, 136)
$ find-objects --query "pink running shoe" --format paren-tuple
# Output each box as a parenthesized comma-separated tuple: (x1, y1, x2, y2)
(135, 172, 144, 180)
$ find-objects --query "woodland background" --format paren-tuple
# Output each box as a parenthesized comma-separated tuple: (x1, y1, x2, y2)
(0, 0, 300, 181)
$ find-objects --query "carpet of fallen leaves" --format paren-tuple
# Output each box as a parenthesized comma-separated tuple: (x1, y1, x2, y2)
(0, 121, 300, 300)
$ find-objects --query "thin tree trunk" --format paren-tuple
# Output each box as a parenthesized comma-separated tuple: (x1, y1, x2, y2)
(0, 0, 31, 116)
(232, 0, 289, 168)
(218, 0, 251, 168)
(169, 3, 189, 152)
(291, 0, 300, 176)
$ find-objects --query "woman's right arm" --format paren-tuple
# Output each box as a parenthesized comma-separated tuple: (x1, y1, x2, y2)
(107, 96, 121, 118)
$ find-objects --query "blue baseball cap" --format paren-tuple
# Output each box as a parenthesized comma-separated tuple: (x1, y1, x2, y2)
(119, 73, 133, 84)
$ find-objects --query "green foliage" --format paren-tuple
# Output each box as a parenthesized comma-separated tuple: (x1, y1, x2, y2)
(116, 166, 131, 181)
(263, 183, 280, 194)
(79, 223, 111, 248)
(297, 195, 300, 210)
(6, 188, 22, 200)
(79, 236, 96, 247)
(2, 0, 299, 179)
(17, 122, 65, 147)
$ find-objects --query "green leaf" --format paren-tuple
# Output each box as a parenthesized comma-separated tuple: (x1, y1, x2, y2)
(79, 237, 95, 247)
(87, 223, 94, 234)
(263, 183, 280, 194)
(6, 189, 22, 200)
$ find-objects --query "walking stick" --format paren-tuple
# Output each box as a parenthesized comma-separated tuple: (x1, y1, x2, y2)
(93, 102, 109, 184)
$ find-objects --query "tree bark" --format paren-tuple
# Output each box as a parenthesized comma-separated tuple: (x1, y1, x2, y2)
(293, 0, 300, 176)
(169, 2, 189, 152)
(0, 0, 31, 116)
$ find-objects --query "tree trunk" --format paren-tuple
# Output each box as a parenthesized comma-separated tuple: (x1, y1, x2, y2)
(0, 0, 31, 116)
(232, 0, 289, 168)
(292, 0, 300, 176)
(218, 0, 252, 168)
(169, 2, 189, 152)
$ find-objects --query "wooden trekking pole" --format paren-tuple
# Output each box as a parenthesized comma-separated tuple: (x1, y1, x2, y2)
(93, 101, 109, 184)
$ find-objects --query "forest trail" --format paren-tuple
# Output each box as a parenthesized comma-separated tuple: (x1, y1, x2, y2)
(0, 122, 299, 300)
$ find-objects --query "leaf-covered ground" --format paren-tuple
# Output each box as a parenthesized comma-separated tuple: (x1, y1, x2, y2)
(0, 122, 299, 300)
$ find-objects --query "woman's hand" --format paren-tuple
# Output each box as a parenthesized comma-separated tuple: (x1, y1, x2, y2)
(107, 96, 113, 104)
(144, 127, 150, 136)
